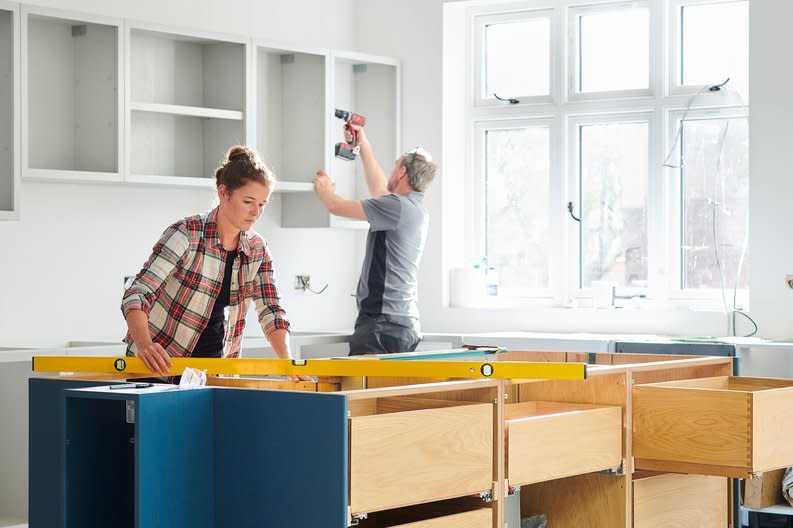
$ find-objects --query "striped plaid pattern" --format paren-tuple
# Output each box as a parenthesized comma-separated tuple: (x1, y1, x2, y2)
(121, 207, 289, 359)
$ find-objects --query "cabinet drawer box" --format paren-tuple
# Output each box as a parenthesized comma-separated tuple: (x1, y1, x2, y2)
(633, 472, 728, 528)
(505, 401, 622, 485)
(349, 398, 493, 514)
(633, 376, 793, 477)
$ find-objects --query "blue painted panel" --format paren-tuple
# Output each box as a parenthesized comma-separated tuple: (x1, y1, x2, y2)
(65, 397, 134, 528)
(29, 378, 121, 528)
(213, 390, 348, 528)
(33, 382, 348, 528)
(135, 389, 214, 528)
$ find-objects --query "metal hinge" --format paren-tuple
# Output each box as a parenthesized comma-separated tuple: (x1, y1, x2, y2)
(348, 509, 367, 526)
(480, 480, 500, 502)
(600, 459, 626, 476)
(125, 400, 136, 424)
(507, 481, 521, 496)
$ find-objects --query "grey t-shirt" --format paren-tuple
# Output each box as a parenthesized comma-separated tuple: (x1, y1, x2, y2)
(358, 192, 429, 329)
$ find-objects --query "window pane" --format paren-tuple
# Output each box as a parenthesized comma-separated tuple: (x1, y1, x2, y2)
(681, 117, 749, 289)
(485, 17, 550, 98)
(486, 127, 550, 291)
(578, 7, 649, 92)
(580, 122, 648, 288)
(681, 1, 748, 98)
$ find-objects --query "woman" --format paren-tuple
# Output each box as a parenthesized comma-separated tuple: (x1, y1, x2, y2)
(122, 146, 306, 380)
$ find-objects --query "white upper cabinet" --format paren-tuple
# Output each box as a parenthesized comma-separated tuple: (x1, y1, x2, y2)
(22, 6, 123, 183)
(276, 50, 400, 229)
(12, 8, 400, 228)
(253, 42, 327, 194)
(326, 51, 399, 230)
(0, 1, 18, 220)
(126, 22, 248, 187)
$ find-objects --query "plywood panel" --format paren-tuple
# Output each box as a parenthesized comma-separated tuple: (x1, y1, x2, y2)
(633, 473, 728, 528)
(357, 499, 492, 528)
(350, 403, 493, 513)
(205, 377, 316, 391)
(506, 402, 621, 485)
(521, 473, 627, 528)
(629, 360, 732, 385)
(518, 372, 628, 408)
(390, 509, 491, 528)
(633, 384, 751, 469)
(753, 388, 793, 470)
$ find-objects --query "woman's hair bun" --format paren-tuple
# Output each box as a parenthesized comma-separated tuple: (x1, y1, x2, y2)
(226, 146, 252, 163)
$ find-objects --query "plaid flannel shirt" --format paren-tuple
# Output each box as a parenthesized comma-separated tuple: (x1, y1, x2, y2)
(121, 207, 289, 358)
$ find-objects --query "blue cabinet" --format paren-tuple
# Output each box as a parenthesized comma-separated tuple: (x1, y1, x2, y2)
(29, 379, 348, 528)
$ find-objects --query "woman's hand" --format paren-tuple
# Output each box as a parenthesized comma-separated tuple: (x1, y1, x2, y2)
(137, 341, 173, 376)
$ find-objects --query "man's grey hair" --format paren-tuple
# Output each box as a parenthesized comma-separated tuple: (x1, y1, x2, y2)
(401, 148, 438, 192)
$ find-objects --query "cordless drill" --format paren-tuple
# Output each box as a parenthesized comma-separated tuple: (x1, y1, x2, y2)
(334, 108, 366, 161)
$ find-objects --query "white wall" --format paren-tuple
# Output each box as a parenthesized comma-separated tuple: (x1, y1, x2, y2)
(355, 0, 788, 338)
(748, 0, 793, 339)
(0, 0, 363, 347)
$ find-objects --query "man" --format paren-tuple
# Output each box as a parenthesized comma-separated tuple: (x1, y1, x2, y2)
(313, 127, 438, 355)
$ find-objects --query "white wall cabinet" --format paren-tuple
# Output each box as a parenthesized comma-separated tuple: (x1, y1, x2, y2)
(13, 9, 400, 227)
(276, 50, 400, 228)
(127, 23, 248, 187)
(22, 6, 122, 183)
(328, 51, 399, 229)
(253, 41, 327, 209)
(0, 1, 18, 220)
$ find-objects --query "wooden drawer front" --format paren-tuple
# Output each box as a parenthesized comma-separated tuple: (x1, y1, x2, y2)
(385, 508, 491, 528)
(350, 403, 493, 514)
(506, 402, 622, 485)
(633, 473, 728, 528)
(633, 376, 793, 477)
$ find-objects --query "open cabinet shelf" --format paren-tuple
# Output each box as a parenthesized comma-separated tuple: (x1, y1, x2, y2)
(277, 50, 400, 228)
(22, 6, 122, 183)
(329, 51, 399, 230)
(127, 23, 248, 185)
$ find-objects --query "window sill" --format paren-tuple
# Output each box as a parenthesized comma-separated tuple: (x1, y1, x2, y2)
(450, 295, 736, 313)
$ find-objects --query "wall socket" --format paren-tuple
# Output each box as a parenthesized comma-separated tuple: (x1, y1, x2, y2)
(295, 275, 310, 290)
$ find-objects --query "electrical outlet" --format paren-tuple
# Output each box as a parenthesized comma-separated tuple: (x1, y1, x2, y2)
(295, 274, 310, 290)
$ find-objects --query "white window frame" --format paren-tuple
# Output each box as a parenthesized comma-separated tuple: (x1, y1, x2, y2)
(664, 104, 750, 302)
(567, 111, 656, 298)
(474, 118, 557, 299)
(568, 1, 655, 102)
(473, 8, 556, 107)
(464, 0, 748, 306)
(667, 0, 748, 97)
